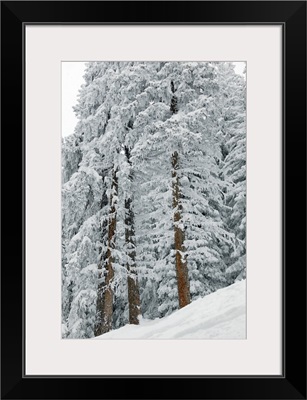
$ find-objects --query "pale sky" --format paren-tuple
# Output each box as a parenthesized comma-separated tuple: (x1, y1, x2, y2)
(62, 62, 86, 138)
(62, 61, 246, 138)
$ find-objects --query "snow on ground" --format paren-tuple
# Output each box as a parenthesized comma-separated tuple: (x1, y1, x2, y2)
(94, 280, 246, 340)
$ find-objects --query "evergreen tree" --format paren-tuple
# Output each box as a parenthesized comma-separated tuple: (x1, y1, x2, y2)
(133, 62, 233, 315)
(61, 61, 246, 337)
(217, 63, 246, 282)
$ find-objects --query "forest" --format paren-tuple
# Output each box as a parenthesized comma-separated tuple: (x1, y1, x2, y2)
(61, 61, 246, 339)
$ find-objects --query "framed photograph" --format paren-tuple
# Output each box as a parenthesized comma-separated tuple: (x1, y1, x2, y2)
(1, 1, 306, 399)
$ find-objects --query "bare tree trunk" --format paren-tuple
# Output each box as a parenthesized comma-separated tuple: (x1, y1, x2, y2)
(101, 167, 118, 333)
(124, 146, 141, 324)
(172, 152, 191, 309)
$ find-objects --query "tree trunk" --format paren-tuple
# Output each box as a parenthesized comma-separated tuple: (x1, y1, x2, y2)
(101, 168, 118, 333)
(125, 196, 141, 324)
(94, 261, 106, 336)
(95, 113, 112, 336)
(172, 151, 191, 308)
(94, 198, 108, 336)
(124, 146, 141, 324)
(170, 81, 190, 308)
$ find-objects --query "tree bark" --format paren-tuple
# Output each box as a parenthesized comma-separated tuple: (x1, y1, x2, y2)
(94, 261, 106, 336)
(100, 168, 118, 333)
(172, 151, 191, 308)
(124, 146, 141, 324)
(125, 196, 141, 324)
(94, 177, 110, 336)
(170, 81, 190, 308)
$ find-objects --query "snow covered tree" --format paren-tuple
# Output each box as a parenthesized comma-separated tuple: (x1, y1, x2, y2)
(123, 145, 141, 324)
(61, 61, 246, 337)
(61, 153, 104, 338)
(63, 62, 162, 334)
(132, 62, 234, 315)
(216, 63, 246, 282)
(62, 62, 116, 337)
(103, 167, 118, 332)
(170, 80, 191, 308)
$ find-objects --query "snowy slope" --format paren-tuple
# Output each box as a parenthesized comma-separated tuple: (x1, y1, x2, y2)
(94, 280, 246, 340)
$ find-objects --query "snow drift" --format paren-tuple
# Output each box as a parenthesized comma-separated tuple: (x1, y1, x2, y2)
(94, 280, 246, 340)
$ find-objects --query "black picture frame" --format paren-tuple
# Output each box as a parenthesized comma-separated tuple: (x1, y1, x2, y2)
(1, 1, 306, 399)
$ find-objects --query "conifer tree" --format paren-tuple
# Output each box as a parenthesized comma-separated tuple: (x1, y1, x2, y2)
(170, 80, 190, 308)
(124, 145, 141, 324)
(132, 62, 232, 314)
(216, 63, 246, 282)
(103, 166, 118, 332)
(61, 61, 246, 337)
